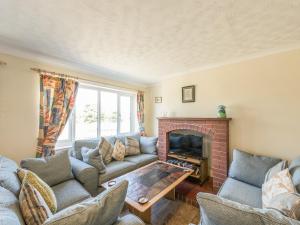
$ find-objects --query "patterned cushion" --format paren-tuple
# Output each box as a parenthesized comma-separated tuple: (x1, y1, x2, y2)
(125, 137, 140, 156)
(112, 139, 126, 161)
(267, 192, 300, 220)
(265, 160, 288, 183)
(17, 169, 57, 213)
(262, 169, 296, 208)
(19, 182, 52, 225)
(81, 147, 106, 174)
(99, 137, 114, 164)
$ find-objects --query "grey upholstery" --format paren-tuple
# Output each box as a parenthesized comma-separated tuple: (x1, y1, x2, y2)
(139, 136, 158, 154)
(0, 186, 25, 225)
(44, 181, 132, 225)
(124, 154, 158, 168)
(52, 179, 91, 211)
(218, 178, 262, 208)
(197, 192, 300, 225)
(20, 150, 74, 186)
(229, 149, 281, 187)
(99, 161, 136, 184)
(73, 139, 100, 160)
(289, 157, 300, 193)
(113, 214, 145, 225)
(0, 156, 21, 195)
(70, 157, 98, 196)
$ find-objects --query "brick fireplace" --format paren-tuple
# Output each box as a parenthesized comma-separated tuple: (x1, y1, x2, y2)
(157, 117, 231, 192)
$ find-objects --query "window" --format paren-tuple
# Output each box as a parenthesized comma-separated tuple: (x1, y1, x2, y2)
(56, 85, 136, 147)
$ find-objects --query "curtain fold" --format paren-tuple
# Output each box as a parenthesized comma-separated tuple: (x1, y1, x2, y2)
(137, 91, 145, 136)
(36, 74, 78, 157)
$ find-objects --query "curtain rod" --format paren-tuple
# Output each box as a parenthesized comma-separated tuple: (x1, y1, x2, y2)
(30, 67, 140, 92)
(0, 60, 7, 65)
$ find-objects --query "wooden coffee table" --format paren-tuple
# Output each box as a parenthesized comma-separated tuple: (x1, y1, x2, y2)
(102, 161, 193, 224)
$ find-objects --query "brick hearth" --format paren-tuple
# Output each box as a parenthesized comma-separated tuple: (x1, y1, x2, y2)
(157, 117, 231, 192)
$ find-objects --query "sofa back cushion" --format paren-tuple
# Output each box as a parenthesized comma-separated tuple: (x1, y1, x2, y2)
(229, 149, 281, 188)
(44, 180, 128, 225)
(20, 151, 73, 187)
(289, 157, 300, 193)
(140, 136, 158, 154)
(0, 186, 25, 225)
(0, 156, 21, 195)
(197, 192, 300, 225)
(73, 139, 100, 160)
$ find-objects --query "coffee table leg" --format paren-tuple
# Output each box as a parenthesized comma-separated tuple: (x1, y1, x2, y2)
(127, 205, 152, 224)
(165, 188, 176, 200)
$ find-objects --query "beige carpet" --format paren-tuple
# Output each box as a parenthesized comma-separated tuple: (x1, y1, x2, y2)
(123, 198, 200, 225)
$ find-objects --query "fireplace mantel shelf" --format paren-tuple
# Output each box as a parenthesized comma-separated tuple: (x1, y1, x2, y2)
(157, 117, 232, 121)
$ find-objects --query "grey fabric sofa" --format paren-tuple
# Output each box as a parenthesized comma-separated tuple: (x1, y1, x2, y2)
(71, 134, 159, 191)
(197, 149, 300, 225)
(0, 155, 145, 225)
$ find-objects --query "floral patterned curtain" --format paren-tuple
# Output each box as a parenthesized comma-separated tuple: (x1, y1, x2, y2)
(36, 73, 78, 157)
(137, 91, 145, 136)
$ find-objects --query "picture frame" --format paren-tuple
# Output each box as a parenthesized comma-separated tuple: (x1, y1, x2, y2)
(155, 97, 162, 103)
(182, 85, 195, 103)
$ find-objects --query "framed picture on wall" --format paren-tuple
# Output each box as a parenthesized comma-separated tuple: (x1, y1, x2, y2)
(182, 85, 195, 103)
(155, 97, 162, 103)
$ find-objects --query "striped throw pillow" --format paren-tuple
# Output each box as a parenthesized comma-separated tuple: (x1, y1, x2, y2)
(19, 182, 52, 225)
(17, 168, 57, 213)
(125, 137, 140, 156)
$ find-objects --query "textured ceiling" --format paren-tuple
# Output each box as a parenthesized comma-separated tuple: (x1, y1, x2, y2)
(0, 0, 300, 85)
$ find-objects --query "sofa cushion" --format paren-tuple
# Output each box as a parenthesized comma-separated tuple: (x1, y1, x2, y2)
(197, 192, 300, 225)
(73, 139, 100, 160)
(0, 186, 25, 225)
(17, 169, 57, 213)
(219, 178, 262, 208)
(289, 156, 300, 193)
(44, 181, 128, 225)
(229, 149, 281, 188)
(81, 147, 106, 174)
(20, 151, 74, 187)
(112, 139, 126, 161)
(0, 156, 21, 195)
(265, 160, 288, 183)
(140, 136, 158, 154)
(52, 180, 91, 211)
(125, 136, 140, 156)
(124, 154, 158, 168)
(19, 182, 52, 225)
(98, 161, 136, 184)
(262, 169, 295, 208)
(99, 137, 115, 164)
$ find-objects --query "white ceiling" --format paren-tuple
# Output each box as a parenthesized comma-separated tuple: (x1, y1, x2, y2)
(0, 0, 300, 85)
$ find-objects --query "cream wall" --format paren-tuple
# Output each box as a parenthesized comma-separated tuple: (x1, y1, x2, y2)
(0, 53, 149, 163)
(148, 49, 300, 160)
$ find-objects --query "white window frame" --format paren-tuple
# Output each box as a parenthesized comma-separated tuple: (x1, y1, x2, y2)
(56, 84, 137, 148)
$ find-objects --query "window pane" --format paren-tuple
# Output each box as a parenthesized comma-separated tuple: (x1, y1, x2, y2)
(75, 88, 98, 139)
(58, 120, 70, 140)
(120, 96, 131, 133)
(101, 91, 117, 136)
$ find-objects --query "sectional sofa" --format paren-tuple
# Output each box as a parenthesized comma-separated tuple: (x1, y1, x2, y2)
(197, 149, 300, 225)
(70, 134, 159, 195)
(0, 153, 145, 225)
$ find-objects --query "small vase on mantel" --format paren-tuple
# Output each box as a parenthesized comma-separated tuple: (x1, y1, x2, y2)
(217, 105, 227, 118)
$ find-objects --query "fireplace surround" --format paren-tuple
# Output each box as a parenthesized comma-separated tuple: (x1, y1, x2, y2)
(157, 117, 231, 192)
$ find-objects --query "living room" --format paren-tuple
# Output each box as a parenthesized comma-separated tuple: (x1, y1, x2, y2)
(1, 1, 300, 225)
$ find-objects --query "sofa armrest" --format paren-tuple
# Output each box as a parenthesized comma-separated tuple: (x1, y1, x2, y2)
(113, 214, 145, 225)
(197, 192, 300, 225)
(70, 157, 98, 196)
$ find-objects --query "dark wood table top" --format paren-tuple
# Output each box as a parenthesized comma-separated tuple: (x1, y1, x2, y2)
(102, 161, 193, 212)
